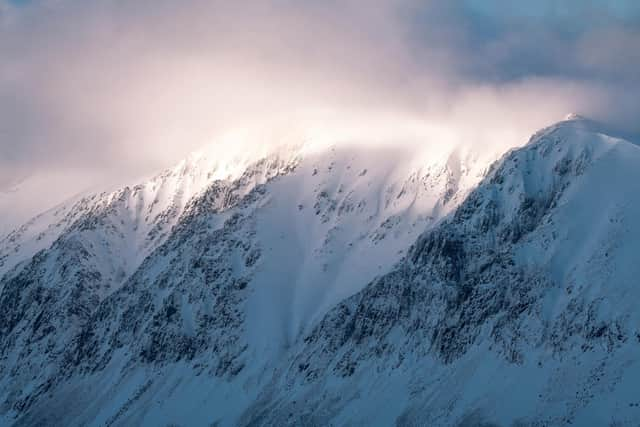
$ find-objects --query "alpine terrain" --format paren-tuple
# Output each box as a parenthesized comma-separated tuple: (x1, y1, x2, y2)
(1, 116, 640, 426)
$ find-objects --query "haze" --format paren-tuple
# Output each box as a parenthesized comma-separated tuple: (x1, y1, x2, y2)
(1, 0, 639, 232)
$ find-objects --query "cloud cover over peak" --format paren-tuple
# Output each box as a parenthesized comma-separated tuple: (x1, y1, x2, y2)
(0, 0, 638, 224)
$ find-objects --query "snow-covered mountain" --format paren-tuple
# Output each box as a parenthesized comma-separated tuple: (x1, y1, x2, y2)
(1, 117, 639, 426)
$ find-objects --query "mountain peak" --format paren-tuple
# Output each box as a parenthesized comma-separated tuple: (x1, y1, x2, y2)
(3, 117, 640, 426)
(564, 112, 587, 122)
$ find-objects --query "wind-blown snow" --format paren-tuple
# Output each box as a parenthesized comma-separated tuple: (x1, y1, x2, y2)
(246, 142, 495, 358)
(2, 117, 640, 426)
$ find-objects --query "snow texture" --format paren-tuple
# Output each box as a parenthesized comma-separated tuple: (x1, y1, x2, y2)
(1, 117, 640, 426)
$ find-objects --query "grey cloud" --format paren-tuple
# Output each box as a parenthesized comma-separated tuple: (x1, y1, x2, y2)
(0, 0, 638, 212)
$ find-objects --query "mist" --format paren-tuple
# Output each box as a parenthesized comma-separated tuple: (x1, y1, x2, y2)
(1, 0, 639, 229)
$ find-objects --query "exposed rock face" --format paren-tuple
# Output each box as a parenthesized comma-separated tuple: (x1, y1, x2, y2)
(0, 152, 300, 424)
(2, 119, 640, 426)
(243, 120, 640, 426)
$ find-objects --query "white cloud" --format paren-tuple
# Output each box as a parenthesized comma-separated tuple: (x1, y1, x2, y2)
(0, 0, 638, 222)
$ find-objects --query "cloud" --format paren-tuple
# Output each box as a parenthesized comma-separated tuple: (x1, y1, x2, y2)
(0, 0, 639, 220)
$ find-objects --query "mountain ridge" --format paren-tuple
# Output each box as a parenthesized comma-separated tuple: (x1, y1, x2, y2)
(2, 118, 639, 426)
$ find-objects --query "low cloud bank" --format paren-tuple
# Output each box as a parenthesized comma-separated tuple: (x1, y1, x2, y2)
(1, 0, 638, 221)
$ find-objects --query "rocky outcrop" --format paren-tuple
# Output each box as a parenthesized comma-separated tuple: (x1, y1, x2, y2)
(3, 119, 640, 426)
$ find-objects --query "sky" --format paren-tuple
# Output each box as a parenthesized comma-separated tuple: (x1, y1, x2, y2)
(1, 0, 639, 228)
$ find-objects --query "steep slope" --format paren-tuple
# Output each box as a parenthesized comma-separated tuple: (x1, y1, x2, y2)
(5, 117, 638, 426)
(0, 147, 303, 425)
(0, 136, 495, 426)
(243, 117, 640, 426)
(0, 142, 280, 283)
